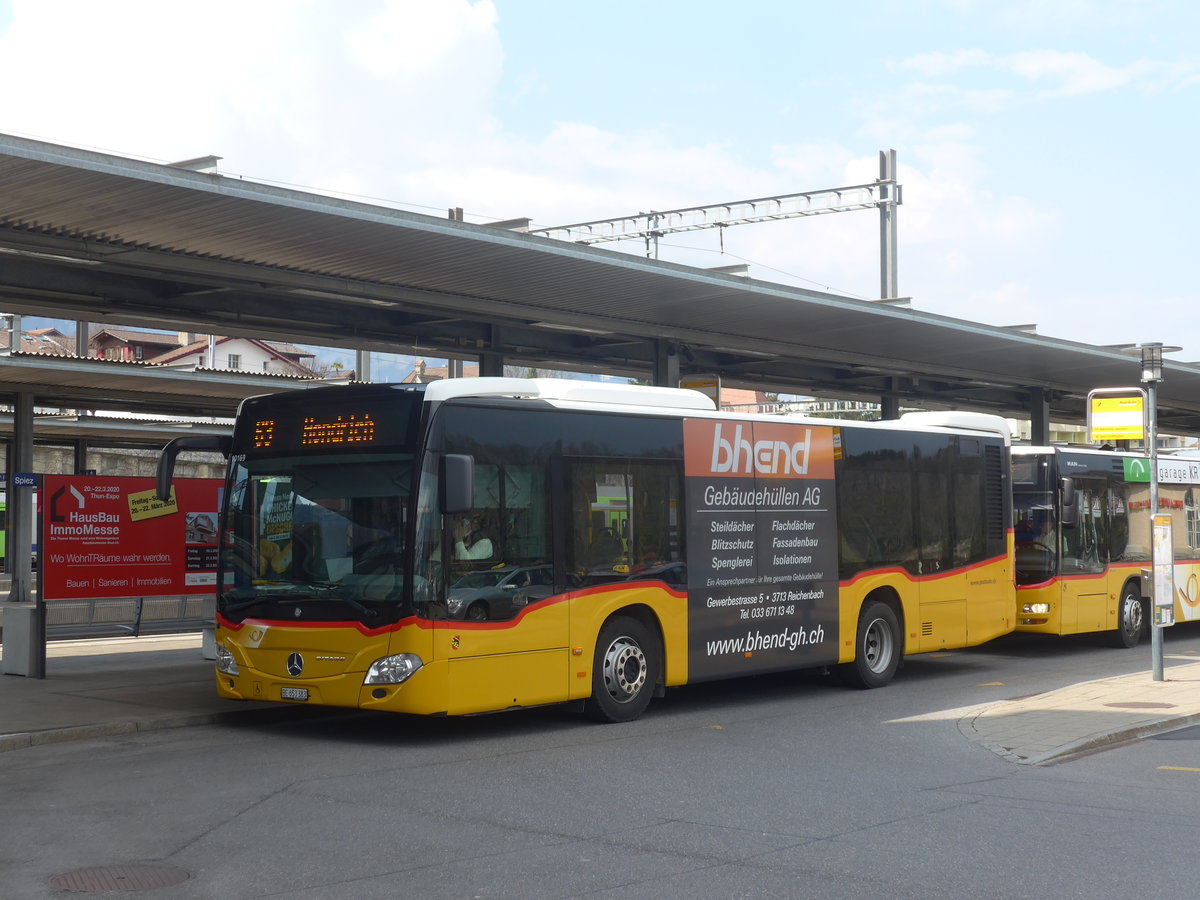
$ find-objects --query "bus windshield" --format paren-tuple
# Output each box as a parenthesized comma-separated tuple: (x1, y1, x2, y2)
(1013, 491, 1057, 585)
(220, 453, 415, 626)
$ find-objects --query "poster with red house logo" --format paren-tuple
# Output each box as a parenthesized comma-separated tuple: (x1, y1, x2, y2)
(40, 475, 223, 601)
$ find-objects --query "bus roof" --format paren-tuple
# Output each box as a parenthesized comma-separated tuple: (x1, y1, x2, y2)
(422, 377, 1015, 441)
(423, 377, 716, 411)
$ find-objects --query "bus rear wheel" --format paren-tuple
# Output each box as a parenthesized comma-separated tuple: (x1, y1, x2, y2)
(584, 616, 658, 723)
(1111, 583, 1147, 649)
(841, 600, 901, 689)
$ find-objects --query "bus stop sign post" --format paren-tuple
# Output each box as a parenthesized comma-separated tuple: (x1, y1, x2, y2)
(1115, 342, 1181, 682)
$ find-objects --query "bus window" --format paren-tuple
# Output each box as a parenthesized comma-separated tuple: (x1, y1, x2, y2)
(426, 405, 556, 622)
(1061, 479, 1106, 574)
(951, 439, 990, 567)
(1187, 489, 1200, 551)
(569, 458, 684, 587)
(916, 439, 953, 574)
(1014, 502, 1056, 584)
(1108, 485, 1132, 561)
(837, 436, 915, 578)
(416, 459, 553, 622)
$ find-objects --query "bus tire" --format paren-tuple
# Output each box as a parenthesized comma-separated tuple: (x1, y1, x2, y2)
(1111, 582, 1147, 649)
(841, 600, 901, 689)
(584, 615, 658, 723)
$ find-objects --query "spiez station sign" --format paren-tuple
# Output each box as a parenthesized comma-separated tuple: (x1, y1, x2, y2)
(40, 475, 223, 601)
(1087, 388, 1146, 442)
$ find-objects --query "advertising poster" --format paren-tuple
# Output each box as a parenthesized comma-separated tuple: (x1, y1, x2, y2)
(683, 419, 839, 680)
(40, 475, 223, 601)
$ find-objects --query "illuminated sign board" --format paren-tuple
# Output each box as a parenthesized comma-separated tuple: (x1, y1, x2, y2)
(235, 388, 421, 457)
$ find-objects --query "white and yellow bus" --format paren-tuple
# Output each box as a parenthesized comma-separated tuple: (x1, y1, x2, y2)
(1013, 445, 1200, 646)
(159, 377, 1015, 722)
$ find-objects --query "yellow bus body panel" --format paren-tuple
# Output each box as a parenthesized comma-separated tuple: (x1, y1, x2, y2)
(216, 552, 1014, 715)
(1015, 564, 1133, 635)
(1016, 560, 1200, 636)
(430, 597, 570, 714)
(215, 582, 689, 716)
(563, 582, 689, 698)
(214, 618, 408, 708)
(837, 553, 1013, 663)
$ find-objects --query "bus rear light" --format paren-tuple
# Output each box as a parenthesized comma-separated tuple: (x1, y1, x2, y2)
(1022, 603, 1051, 615)
(365, 653, 423, 685)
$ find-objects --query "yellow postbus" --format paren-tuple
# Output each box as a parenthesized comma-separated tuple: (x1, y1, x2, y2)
(159, 377, 1015, 722)
(1013, 445, 1200, 646)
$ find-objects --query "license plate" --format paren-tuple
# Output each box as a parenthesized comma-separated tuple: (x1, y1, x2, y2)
(280, 686, 309, 701)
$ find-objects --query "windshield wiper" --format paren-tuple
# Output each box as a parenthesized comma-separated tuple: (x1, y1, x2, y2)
(222, 580, 378, 619)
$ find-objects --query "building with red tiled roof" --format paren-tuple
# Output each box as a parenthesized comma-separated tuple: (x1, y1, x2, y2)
(716, 386, 776, 414)
(0, 326, 75, 356)
(89, 328, 181, 361)
(400, 359, 480, 383)
(85, 328, 315, 375)
(147, 335, 315, 376)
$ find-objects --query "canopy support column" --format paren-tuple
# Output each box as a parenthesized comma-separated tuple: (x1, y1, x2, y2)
(652, 340, 680, 388)
(479, 326, 505, 377)
(1029, 387, 1050, 444)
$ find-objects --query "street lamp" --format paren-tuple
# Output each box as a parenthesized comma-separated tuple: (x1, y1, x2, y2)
(1120, 342, 1181, 681)
(1139, 342, 1166, 382)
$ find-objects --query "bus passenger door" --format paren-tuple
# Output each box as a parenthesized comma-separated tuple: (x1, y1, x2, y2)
(1059, 479, 1107, 633)
(915, 445, 967, 650)
(427, 415, 570, 713)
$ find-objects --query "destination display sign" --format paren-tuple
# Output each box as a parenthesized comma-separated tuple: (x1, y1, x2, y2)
(234, 389, 421, 458)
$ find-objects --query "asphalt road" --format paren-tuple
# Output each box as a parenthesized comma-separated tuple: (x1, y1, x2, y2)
(4, 630, 1199, 899)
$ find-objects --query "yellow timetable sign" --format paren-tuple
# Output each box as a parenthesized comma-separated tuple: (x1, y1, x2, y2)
(680, 375, 721, 404)
(128, 486, 178, 522)
(1088, 390, 1145, 441)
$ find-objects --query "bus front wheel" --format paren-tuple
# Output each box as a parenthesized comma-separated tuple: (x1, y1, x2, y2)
(1111, 583, 1147, 649)
(584, 616, 658, 723)
(842, 600, 901, 689)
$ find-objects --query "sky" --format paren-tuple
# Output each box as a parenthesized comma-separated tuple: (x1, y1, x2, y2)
(2, 0, 1199, 380)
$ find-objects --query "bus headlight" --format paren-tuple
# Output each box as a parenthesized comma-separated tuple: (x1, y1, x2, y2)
(215, 644, 240, 676)
(365, 653, 424, 685)
(1022, 603, 1051, 614)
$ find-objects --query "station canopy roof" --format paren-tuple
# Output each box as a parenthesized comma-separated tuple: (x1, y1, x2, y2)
(3, 132, 1200, 435)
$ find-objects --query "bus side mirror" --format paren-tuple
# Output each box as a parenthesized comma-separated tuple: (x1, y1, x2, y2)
(440, 454, 474, 514)
(157, 435, 232, 501)
(1060, 476, 1078, 528)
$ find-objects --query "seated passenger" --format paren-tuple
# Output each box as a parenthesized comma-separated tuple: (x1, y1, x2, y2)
(453, 515, 494, 560)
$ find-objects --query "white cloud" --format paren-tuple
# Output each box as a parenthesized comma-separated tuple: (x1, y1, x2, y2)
(3, 0, 1198, 362)
(0, 0, 506, 191)
(899, 49, 994, 78)
(893, 46, 1196, 102)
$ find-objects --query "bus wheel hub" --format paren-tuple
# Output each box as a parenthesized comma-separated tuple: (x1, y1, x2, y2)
(604, 638, 646, 701)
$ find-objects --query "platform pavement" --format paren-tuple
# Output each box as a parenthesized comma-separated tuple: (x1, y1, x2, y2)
(957, 652, 1200, 763)
(0, 633, 288, 753)
(2, 634, 1199, 762)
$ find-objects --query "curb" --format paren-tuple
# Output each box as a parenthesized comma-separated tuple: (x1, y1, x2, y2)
(0, 704, 325, 754)
(1020, 711, 1200, 765)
